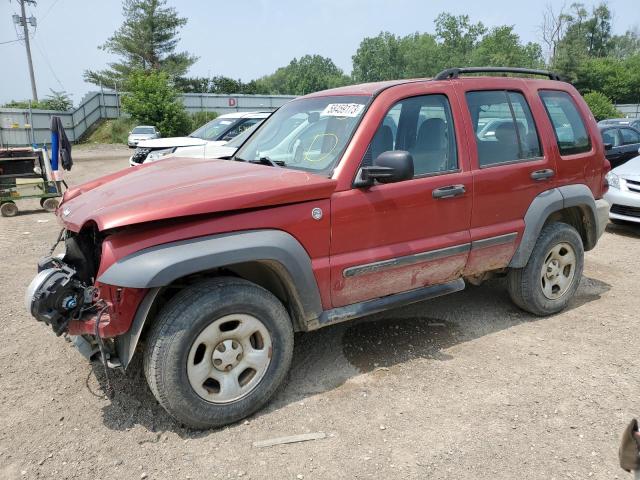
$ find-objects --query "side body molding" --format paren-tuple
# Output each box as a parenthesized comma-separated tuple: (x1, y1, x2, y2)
(509, 184, 600, 268)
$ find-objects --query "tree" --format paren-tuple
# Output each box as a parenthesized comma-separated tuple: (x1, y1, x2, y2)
(84, 0, 197, 87)
(2, 89, 73, 110)
(471, 26, 543, 68)
(352, 32, 406, 83)
(434, 13, 486, 67)
(583, 91, 620, 120)
(258, 55, 350, 95)
(121, 70, 192, 136)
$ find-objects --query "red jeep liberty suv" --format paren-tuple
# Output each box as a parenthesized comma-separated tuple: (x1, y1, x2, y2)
(26, 67, 610, 429)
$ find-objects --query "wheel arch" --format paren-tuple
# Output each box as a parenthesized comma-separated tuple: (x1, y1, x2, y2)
(509, 185, 599, 268)
(105, 230, 323, 368)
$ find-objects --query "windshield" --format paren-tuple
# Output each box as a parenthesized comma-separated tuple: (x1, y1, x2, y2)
(190, 117, 237, 140)
(132, 127, 155, 134)
(226, 120, 265, 147)
(234, 95, 370, 174)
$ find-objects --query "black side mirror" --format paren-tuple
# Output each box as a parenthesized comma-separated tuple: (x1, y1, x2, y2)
(604, 143, 613, 151)
(360, 150, 414, 185)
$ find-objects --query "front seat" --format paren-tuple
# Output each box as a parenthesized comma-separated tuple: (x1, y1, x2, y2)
(364, 125, 394, 166)
(412, 118, 447, 175)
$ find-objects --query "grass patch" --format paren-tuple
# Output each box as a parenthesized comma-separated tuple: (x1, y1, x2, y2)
(83, 117, 137, 144)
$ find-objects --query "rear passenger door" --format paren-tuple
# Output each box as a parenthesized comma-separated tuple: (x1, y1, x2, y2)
(619, 128, 640, 165)
(458, 87, 556, 276)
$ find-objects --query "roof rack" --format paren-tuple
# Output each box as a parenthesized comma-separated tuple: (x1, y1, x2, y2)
(434, 67, 564, 82)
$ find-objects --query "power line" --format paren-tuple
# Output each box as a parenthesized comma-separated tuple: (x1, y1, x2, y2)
(33, 36, 65, 90)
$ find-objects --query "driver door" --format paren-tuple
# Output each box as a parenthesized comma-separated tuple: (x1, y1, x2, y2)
(329, 91, 472, 307)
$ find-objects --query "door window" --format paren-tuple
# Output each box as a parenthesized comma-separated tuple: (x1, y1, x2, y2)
(601, 129, 620, 147)
(364, 94, 457, 176)
(465, 90, 541, 167)
(539, 90, 591, 155)
(620, 128, 640, 145)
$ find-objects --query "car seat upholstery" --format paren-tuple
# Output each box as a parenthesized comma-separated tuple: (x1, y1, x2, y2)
(412, 118, 447, 175)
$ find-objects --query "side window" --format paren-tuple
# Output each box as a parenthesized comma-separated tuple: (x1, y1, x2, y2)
(465, 90, 541, 167)
(539, 90, 591, 155)
(365, 94, 457, 176)
(620, 128, 640, 145)
(601, 129, 619, 147)
(223, 119, 261, 140)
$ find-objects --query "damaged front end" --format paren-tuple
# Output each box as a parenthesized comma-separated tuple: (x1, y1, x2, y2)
(25, 227, 108, 358)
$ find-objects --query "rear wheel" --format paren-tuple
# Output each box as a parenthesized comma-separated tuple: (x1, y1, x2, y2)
(0, 201, 18, 217)
(507, 222, 584, 316)
(144, 277, 294, 429)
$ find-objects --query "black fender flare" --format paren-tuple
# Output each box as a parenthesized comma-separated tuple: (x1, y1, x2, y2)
(509, 184, 600, 268)
(99, 230, 324, 368)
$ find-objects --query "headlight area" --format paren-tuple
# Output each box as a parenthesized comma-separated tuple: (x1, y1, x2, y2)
(606, 171, 620, 190)
(145, 147, 177, 163)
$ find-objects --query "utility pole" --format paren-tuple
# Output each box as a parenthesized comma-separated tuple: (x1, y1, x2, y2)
(13, 0, 38, 102)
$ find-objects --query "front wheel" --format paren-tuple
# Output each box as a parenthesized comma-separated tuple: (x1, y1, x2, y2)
(507, 222, 584, 316)
(144, 277, 294, 429)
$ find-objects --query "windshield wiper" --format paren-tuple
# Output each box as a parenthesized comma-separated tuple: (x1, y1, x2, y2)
(235, 156, 284, 167)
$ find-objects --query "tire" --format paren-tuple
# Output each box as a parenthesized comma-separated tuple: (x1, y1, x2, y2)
(507, 222, 584, 316)
(143, 277, 294, 429)
(41, 197, 59, 212)
(0, 202, 18, 217)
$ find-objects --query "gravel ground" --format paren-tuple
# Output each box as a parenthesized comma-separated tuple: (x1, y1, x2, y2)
(1, 146, 639, 480)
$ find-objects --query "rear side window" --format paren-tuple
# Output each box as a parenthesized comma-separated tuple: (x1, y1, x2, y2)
(539, 90, 591, 155)
(620, 128, 640, 145)
(601, 129, 620, 147)
(465, 90, 541, 167)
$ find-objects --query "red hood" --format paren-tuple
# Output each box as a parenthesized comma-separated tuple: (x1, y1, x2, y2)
(60, 157, 337, 231)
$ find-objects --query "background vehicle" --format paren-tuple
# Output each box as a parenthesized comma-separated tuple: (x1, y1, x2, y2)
(599, 124, 640, 168)
(129, 112, 270, 165)
(159, 120, 265, 162)
(598, 118, 640, 130)
(605, 154, 640, 224)
(26, 67, 609, 429)
(127, 125, 160, 148)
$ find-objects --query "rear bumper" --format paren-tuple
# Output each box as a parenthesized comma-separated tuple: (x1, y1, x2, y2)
(595, 198, 611, 236)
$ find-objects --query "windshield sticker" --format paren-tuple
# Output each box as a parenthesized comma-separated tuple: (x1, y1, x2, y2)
(321, 103, 365, 118)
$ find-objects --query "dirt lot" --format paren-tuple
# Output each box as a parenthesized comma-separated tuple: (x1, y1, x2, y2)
(1, 145, 639, 480)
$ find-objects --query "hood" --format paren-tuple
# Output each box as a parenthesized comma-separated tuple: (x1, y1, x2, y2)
(613, 155, 640, 179)
(137, 137, 208, 149)
(129, 133, 155, 140)
(59, 157, 337, 232)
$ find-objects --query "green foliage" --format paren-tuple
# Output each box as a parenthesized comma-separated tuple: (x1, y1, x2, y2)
(121, 70, 191, 137)
(3, 89, 73, 111)
(84, 117, 137, 144)
(583, 91, 621, 120)
(352, 32, 406, 83)
(190, 111, 218, 130)
(84, 0, 197, 87)
(256, 55, 350, 95)
(470, 26, 543, 68)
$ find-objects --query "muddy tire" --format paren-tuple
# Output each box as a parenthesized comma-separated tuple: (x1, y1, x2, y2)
(507, 222, 584, 316)
(143, 277, 294, 429)
(0, 202, 18, 217)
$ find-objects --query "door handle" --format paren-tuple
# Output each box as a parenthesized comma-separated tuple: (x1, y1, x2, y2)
(530, 169, 555, 181)
(432, 184, 466, 199)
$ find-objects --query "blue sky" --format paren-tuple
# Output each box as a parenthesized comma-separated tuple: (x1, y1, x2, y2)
(1, 0, 638, 104)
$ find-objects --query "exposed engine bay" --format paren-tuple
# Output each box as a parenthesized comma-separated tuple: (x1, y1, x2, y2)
(24, 228, 103, 336)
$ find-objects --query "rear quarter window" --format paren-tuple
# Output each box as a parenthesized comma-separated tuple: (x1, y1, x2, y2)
(539, 90, 591, 156)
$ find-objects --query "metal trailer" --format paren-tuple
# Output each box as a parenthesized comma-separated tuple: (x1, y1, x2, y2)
(0, 147, 63, 217)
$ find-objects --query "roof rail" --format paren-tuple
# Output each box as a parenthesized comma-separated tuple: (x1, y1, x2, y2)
(434, 67, 564, 82)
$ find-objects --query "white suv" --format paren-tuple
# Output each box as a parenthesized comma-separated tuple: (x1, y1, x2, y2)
(129, 112, 270, 166)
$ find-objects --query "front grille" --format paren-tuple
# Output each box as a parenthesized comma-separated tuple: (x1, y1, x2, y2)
(626, 178, 640, 194)
(611, 204, 640, 218)
(131, 148, 151, 164)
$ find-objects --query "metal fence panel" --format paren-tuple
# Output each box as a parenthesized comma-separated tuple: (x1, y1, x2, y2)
(0, 92, 296, 147)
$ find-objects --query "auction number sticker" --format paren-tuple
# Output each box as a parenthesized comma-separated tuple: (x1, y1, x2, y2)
(321, 103, 365, 117)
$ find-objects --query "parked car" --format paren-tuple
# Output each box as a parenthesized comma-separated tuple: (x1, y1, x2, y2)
(153, 120, 266, 163)
(598, 117, 640, 130)
(599, 124, 640, 168)
(127, 125, 160, 148)
(129, 112, 270, 166)
(25, 67, 610, 429)
(605, 153, 640, 224)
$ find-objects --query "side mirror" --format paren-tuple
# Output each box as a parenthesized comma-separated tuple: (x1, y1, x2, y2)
(604, 143, 613, 151)
(360, 150, 414, 185)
